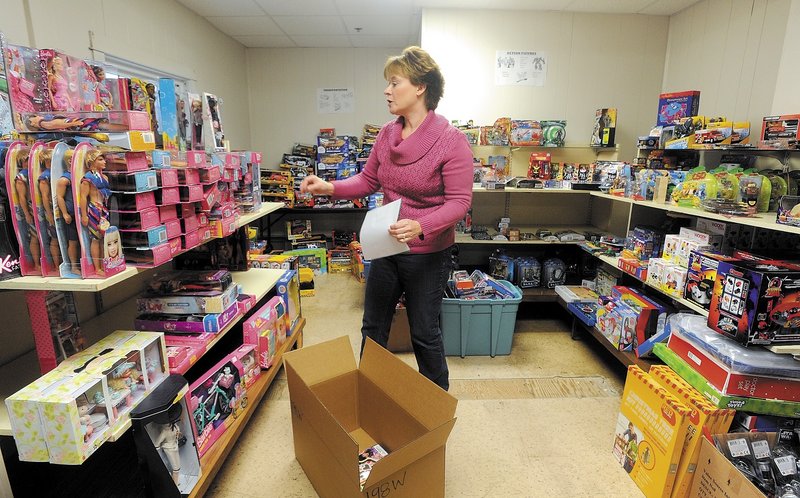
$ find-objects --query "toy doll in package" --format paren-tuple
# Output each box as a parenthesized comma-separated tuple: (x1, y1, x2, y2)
(29, 142, 61, 276)
(0, 142, 22, 279)
(5, 142, 41, 275)
(203, 92, 225, 152)
(50, 143, 81, 277)
(72, 143, 126, 278)
(188, 93, 204, 151)
(0, 34, 15, 137)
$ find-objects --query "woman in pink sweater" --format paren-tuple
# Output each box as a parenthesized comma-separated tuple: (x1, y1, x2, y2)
(301, 46, 472, 390)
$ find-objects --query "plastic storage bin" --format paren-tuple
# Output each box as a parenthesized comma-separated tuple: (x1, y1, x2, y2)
(440, 280, 523, 357)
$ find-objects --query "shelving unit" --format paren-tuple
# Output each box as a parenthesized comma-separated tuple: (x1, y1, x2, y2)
(189, 318, 304, 498)
(456, 225, 614, 245)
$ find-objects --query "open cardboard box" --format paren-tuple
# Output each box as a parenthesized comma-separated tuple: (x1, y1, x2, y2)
(690, 433, 777, 498)
(284, 337, 457, 498)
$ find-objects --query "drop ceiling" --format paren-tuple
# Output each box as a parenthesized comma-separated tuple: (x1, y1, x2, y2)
(176, 0, 700, 48)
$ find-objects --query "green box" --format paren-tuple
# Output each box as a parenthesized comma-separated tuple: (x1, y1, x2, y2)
(440, 281, 522, 357)
(653, 343, 800, 417)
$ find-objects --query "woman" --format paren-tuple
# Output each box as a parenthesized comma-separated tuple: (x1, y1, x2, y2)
(301, 46, 473, 390)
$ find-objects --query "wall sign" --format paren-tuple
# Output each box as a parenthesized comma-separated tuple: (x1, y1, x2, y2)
(317, 88, 354, 114)
(495, 51, 547, 86)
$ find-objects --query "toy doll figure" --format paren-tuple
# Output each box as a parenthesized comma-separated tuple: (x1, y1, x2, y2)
(55, 150, 80, 277)
(48, 56, 74, 111)
(145, 83, 163, 148)
(79, 148, 111, 276)
(5, 46, 37, 115)
(190, 97, 203, 149)
(36, 148, 61, 271)
(13, 150, 41, 272)
(91, 66, 113, 110)
(151, 403, 185, 485)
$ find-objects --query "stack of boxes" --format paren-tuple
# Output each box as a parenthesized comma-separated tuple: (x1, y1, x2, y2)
(261, 169, 293, 208)
(646, 227, 720, 300)
(618, 226, 663, 281)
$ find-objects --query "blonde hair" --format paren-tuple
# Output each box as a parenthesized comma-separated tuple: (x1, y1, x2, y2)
(384, 46, 444, 111)
(86, 149, 104, 168)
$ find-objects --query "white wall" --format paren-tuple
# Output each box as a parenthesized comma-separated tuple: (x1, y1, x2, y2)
(421, 9, 670, 161)
(246, 47, 401, 165)
(0, 0, 251, 151)
(772, 0, 800, 112)
(662, 0, 791, 133)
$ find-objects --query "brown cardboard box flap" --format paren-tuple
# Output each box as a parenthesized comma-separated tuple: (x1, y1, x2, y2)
(284, 335, 357, 387)
(360, 338, 457, 429)
(286, 360, 359, 479)
(363, 417, 457, 489)
(690, 435, 777, 498)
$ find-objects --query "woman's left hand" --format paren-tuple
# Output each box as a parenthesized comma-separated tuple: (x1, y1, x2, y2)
(389, 219, 422, 244)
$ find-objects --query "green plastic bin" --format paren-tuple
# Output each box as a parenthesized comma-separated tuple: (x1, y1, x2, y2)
(440, 281, 523, 357)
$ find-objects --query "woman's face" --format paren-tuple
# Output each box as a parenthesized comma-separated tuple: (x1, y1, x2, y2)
(106, 235, 119, 258)
(384, 72, 424, 117)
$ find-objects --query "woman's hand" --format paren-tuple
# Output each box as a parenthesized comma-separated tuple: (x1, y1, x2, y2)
(389, 219, 422, 243)
(299, 175, 334, 196)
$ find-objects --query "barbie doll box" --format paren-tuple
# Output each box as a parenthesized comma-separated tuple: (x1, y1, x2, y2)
(284, 337, 457, 498)
(615, 365, 690, 498)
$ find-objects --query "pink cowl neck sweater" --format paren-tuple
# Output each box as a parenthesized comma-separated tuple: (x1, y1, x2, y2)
(332, 111, 473, 254)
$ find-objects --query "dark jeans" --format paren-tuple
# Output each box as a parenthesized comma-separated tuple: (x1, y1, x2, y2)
(361, 246, 453, 390)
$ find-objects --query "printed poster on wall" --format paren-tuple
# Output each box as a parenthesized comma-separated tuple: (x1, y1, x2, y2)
(495, 51, 547, 86)
(317, 88, 354, 114)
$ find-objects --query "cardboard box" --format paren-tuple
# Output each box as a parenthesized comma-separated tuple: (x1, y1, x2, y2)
(284, 337, 457, 498)
(657, 91, 700, 126)
(689, 437, 773, 498)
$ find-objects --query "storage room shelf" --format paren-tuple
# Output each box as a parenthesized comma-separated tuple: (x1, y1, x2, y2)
(0, 268, 288, 439)
(0, 203, 283, 292)
(521, 288, 558, 302)
(456, 225, 612, 245)
(472, 144, 619, 151)
(190, 318, 304, 498)
(590, 192, 800, 236)
(595, 254, 709, 317)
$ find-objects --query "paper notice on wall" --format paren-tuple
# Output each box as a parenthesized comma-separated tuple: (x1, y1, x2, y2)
(495, 51, 547, 86)
(317, 88, 354, 114)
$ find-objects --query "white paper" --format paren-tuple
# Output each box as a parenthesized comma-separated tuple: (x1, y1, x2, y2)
(495, 51, 547, 86)
(316, 88, 354, 114)
(359, 200, 408, 260)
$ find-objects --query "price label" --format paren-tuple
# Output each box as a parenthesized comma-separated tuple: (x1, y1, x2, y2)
(775, 455, 797, 477)
(727, 438, 751, 458)
(752, 440, 771, 460)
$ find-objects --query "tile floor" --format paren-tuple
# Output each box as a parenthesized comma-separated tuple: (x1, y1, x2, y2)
(206, 274, 644, 497)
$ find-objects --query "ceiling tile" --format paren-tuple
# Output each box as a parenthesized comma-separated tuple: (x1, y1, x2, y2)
(638, 0, 700, 15)
(234, 35, 296, 47)
(290, 35, 353, 47)
(414, 0, 573, 10)
(341, 15, 413, 36)
(273, 15, 348, 35)
(254, 0, 338, 16)
(206, 16, 284, 36)
(349, 35, 412, 48)
(176, 0, 265, 17)
(335, 0, 415, 16)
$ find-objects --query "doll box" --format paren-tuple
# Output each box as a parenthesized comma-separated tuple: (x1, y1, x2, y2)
(155, 168, 179, 188)
(667, 329, 800, 402)
(210, 214, 237, 239)
(189, 345, 255, 457)
(39, 373, 115, 465)
(187, 151, 207, 168)
(276, 270, 301, 332)
(124, 243, 172, 267)
(177, 202, 199, 218)
(135, 300, 240, 334)
(19, 110, 150, 133)
(155, 186, 180, 206)
(114, 207, 161, 231)
(159, 204, 178, 223)
(6, 370, 76, 462)
(167, 237, 182, 257)
(110, 190, 156, 212)
(182, 230, 201, 251)
(236, 293, 257, 315)
(104, 152, 149, 173)
(200, 184, 221, 211)
(181, 214, 199, 235)
(176, 168, 200, 185)
(164, 218, 182, 239)
(121, 225, 168, 249)
(708, 260, 800, 345)
(106, 170, 158, 194)
(199, 166, 220, 185)
(242, 296, 287, 369)
(179, 184, 203, 203)
(137, 283, 239, 315)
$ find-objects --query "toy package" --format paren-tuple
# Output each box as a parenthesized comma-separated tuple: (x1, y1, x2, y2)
(479, 117, 510, 146)
(157, 79, 179, 150)
(657, 90, 700, 126)
(591, 108, 616, 147)
(542, 257, 566, 289)
(737, 172, 771, 213)
(760, 115, 800, 148)
(614, 365, 690, 498)
(515, 257, 541, 288)
(0, 34, 13, 137)
(5, 142, 40, 275)
(4, 44, 49, 129)
(202, 92, 225, 152)
(187, 92, 204, 151)
(708, 259, 800, 345)
(670, 168, 718, 208)
(189, 345, 252, 457)
(509, 119, 542, 146)
(541, 120, 566, 147)
(684, 251, 737, 309)
(527, 152, 551, 180)
(777, 195, 800, 227)
(48, 142, 80, 277)
(28, 142, 60, 276)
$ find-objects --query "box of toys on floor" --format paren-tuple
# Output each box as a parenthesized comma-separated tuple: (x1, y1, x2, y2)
(5, 330, 169, 464)
(284, 336, 457, 498)
(441, 269, 522, 357)
(614, 364, 735, 498)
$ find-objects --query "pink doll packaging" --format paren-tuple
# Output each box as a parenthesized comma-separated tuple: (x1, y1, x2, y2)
(28, 142, 60, 276)
(4, 44, 49, 129)
(5, 142, 40, 275)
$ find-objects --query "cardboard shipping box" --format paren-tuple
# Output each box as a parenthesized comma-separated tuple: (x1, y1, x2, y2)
(690, 435, 777, 498)
(284, 337, 458, 498)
